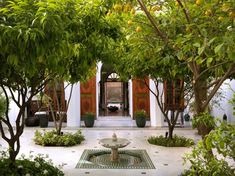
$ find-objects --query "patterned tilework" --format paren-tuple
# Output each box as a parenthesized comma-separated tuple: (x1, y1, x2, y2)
(76, 149, 155, 169)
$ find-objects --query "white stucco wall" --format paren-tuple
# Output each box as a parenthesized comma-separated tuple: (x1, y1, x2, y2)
(1, 90, 21, 127)
(211, 79, 235, 124)
(66, 83, 81, 127)
(149, 79, 164, 127)
(8, 82, 82, 128)
(8, 97, 19, 126)
(96, 62, 102, 117)
(129, 79, 133, 118)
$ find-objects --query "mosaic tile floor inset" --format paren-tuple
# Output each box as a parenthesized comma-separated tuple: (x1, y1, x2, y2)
(76, 149, 155, 169)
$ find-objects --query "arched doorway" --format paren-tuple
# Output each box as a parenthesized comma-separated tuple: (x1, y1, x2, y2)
(99, 64, 129, 116)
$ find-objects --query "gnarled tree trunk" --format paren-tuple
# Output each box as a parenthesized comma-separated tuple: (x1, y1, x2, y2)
(193, 78, 211, 136)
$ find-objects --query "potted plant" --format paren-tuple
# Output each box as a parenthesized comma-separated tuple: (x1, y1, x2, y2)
(134, 109, 147, 128)
(35, 111, 49, 128)
(84, 112, 95, 127)
(184, 113, 190, 127)
(25, 116, 40, 127)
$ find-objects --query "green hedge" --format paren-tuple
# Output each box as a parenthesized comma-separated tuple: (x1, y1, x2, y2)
(148, 135, 194, 147)
(34, 130, 85, 146)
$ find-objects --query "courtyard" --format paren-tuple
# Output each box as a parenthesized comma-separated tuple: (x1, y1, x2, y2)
(1, 124, 201, 176)
(0, 0, 235, 175)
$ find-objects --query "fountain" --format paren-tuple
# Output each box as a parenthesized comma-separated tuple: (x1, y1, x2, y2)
(99, 133, 130, 162)
(76, 133, 155, 169)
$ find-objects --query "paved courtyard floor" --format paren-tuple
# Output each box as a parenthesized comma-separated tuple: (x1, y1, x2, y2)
(0, 125, 201, 176)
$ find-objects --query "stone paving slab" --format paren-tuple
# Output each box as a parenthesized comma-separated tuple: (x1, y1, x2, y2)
(0, 127, 201, 176)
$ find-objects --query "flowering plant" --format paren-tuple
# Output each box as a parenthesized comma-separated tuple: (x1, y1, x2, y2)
(0, 150, 64, 176)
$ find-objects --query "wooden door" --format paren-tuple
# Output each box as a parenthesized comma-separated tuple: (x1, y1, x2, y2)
(163, 80, 184, 111)
(132, 78, 150, 118)
(44, 81, 67, 121)
(80, 76, 96, 117)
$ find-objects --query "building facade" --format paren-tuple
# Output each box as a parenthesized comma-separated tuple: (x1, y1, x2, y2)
(7, 62, 235, 127)
(65, 62, 235, 127)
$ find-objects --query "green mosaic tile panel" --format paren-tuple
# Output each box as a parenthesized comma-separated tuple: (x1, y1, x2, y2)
(76, 149, 155, 169)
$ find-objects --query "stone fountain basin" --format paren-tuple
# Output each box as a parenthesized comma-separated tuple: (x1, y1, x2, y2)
(76, 149, 156, 169)
(99, 138, 130, 149)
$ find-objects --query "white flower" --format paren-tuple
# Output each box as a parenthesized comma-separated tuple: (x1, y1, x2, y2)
(227, 26, 232, 31)
(17, 165, 23, 169)
(25, 174, 30, 176)
(35, 162, 40, 168)
(43, 170, 48, 175)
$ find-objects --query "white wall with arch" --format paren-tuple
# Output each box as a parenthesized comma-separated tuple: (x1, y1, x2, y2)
(211, 79, 235, 124)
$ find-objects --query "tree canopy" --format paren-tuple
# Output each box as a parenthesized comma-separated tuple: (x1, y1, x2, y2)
(0, 0, 121, 163)
(0, 0, 121, 85)
(111, 0, 235, 113)
(105, 0, 235, 137)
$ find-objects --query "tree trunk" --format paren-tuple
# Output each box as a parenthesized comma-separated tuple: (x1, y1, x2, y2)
(194, 79, 207, 114)
(0, 86, 28, 164)
(8, 137, 21, 165)
(9, 141, 17, 163)
(168, 125, 174, 139)
(193, 78, 208, 135)
(198, 123, 213, 138)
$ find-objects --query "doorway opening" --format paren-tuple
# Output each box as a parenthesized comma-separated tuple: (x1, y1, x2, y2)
(99, 65, 129, 117)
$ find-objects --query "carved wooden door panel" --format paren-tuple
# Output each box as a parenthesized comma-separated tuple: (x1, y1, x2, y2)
(44, 82, 66, 111)
(80, 76, 96, 117)
(132, 78, 150, 118)
(163, 79, 184, 111)
(44, 81, 67, 122)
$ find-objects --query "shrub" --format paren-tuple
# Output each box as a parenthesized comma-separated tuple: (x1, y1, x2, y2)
(0, 151, 64, 176)
(148, 135, 194, 147)
(34, 130, 85, 146)
(182, 122, 235, 175)
(192, 112, 216, 129)
(134, 109, 147, 118)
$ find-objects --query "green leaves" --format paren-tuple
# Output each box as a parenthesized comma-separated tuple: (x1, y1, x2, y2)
(0, 0, 119, 84)
(183, 122, 235, 176)
(206, 57, 213, 67)
(193, 42, 200, 48)
(192, 112, 216, 130)
(214, 43, 224, 54)
(34, 130, 85, 146)
(7, 54, 18, 65)
(0, 91, 6, 118)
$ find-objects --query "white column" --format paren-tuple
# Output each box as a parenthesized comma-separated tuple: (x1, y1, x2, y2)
(66, 82, 81, 127)
(129, 80, 133, 118)
(96, 62, 102, 117)
(149, 79, 164, 127)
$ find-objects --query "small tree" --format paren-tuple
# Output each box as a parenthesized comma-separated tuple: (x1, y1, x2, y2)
(41, 80, 74, 135)
(0, 0, 120, 164)
(137, 0, 235, 135)
(111, 0, 235, 136)
(108, 1, 193, 139)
